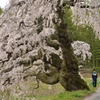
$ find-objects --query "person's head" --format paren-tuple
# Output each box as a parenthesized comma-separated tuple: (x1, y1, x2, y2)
(93, 69, 96, 73)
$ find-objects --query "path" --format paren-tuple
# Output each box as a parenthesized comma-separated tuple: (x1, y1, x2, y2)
(83, 87, 100, 100)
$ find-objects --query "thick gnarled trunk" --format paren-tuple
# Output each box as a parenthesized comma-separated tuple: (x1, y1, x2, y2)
(57, 24, 89, 90)
(56, 4, 89, 91)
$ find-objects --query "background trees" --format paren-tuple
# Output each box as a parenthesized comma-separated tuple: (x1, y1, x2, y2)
(64, 3, 100, 68)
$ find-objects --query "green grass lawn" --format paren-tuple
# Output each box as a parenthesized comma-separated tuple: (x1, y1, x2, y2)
(0, 78, 100, 100)
(38, 78, 100, 100)
(38, 90, 92, 100)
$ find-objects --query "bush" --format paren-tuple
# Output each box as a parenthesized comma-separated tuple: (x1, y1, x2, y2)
(93, 67, 100, 73)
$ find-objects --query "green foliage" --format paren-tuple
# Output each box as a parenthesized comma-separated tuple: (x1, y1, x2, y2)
(64, 7, 95, 43)
(0, 7, 2, 15)
(98, 9, 100, 15)
(93, 67, 100, 73)
(91, 39, 100, 67)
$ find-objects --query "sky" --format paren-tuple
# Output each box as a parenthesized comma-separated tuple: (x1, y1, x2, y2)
(0, 0, 9, 8)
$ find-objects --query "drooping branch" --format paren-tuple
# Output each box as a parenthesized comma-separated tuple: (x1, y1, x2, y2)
(74, 0, 100, 9)
(80, 4, 100, 9)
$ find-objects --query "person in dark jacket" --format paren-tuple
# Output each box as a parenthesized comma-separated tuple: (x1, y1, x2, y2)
(92, 69, 98, 87)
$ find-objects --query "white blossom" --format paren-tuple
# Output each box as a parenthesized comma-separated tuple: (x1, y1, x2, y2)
(71, 41, 92, 62)
(72, 0, 100, 38)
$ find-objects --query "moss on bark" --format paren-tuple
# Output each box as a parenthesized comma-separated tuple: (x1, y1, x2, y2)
(50, 53, 62, 70)
(46, 37, 59, 50)
(37, 66, 59, 85)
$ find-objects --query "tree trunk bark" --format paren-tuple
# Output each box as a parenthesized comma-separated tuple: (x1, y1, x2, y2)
(56, 5, 90, 91)
(57, 24, 89, 91)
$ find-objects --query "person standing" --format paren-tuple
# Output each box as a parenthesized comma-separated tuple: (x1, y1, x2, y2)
(92, 69, 98, 87)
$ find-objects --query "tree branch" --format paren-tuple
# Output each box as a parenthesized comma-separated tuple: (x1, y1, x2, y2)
(80, 5, 100, 9)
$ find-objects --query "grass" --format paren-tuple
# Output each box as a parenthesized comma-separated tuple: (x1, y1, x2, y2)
(38, 78, 100, 100)
(0, 77, 100, 100)
(38, 90, 92, 100)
